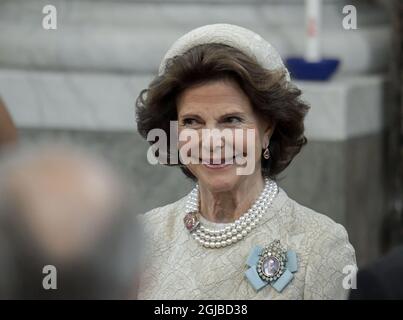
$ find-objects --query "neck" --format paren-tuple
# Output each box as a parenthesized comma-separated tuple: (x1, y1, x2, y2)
(198, 172, 265, 223)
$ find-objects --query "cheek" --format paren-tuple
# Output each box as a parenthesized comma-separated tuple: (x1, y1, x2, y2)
(177, 129, 201, 177)
(178, 129, 201, 158)
(235, 128, 262, 156)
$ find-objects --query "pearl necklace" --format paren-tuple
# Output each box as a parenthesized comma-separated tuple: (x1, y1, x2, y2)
(183, 177, 278, 248)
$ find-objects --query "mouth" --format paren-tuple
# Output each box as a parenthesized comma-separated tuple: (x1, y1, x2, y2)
(200, 155, 237, 169)
(202, 162, 232, 169)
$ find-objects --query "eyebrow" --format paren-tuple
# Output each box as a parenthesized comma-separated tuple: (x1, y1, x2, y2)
(219, 112, 246, 119)
(178, 111, 246, 119)
(178, 113, 202, 119)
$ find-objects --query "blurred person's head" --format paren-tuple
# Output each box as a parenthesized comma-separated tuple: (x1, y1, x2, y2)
(0, 143, 141, 299)
(0, 97, 18, 147)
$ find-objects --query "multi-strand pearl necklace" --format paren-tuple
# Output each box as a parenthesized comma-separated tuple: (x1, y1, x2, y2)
(183, 177, 278, 249)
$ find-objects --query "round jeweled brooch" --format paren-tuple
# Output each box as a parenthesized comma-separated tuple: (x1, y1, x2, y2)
(256, 240, 287, 282)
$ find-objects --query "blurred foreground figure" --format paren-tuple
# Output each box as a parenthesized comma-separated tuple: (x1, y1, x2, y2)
(349, 246, 403, 300)
(0, 97, 18, 147)
(0, 144, 141, 299)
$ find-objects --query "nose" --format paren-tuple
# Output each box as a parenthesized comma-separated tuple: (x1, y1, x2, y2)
(200, 128, 226, 158)
(207, 126, 224, 142)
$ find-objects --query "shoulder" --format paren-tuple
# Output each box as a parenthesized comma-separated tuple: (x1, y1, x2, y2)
(275, 189, 356, 299)
(139, 194, 188, 239)
(142, 195, 187, 221)
(277, 188, 351, 247)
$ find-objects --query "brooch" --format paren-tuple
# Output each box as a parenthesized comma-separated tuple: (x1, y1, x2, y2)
(245, 240, 298, 292)
(183, 212, 199, 232)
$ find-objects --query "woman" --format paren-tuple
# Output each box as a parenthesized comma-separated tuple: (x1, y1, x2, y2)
(135, 24, 356, 299)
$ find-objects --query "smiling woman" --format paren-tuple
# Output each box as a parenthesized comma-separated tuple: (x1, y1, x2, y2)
(135, 24, 356, 300)
(137, 42, 308, 181)
(175, 78, 276, 222)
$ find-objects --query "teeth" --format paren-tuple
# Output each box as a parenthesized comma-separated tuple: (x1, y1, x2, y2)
(201, 158, 234, 165)
(204, 163, 229, 168)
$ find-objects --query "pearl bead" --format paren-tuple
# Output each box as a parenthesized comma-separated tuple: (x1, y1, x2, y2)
(185, 178, 278, 248)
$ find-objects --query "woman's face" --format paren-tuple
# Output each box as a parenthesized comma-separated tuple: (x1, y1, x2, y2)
(177, 79, 273, 192)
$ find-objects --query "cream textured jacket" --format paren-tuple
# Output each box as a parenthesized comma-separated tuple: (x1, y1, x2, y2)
(138, 186, 356, 300)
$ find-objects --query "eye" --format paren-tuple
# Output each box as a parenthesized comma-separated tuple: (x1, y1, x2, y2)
(223, 116, 243, 124)
(181, 118, 199, 126)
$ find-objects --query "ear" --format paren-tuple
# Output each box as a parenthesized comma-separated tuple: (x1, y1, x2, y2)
(262, 121, 276, 149)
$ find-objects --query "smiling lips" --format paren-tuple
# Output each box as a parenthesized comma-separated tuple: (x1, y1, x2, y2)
(202, 163, 232, 169)
(200, 156, 236, 169)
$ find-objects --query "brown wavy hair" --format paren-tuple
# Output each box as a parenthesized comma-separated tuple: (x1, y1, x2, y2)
(135, 43, 310, 180)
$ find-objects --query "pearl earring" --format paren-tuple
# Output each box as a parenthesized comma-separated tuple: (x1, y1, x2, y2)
(263, 145, 270, 160)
